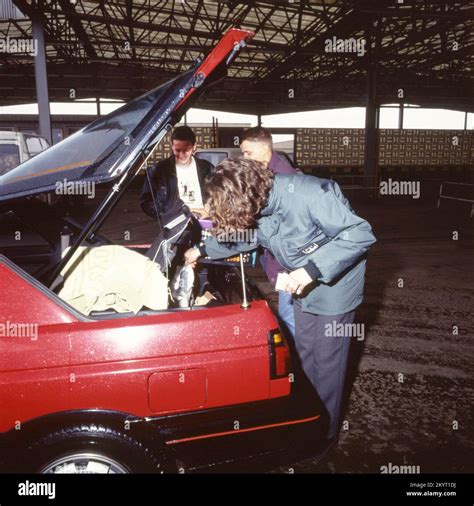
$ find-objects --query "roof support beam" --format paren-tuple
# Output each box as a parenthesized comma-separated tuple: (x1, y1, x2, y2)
(57, 0, 97, 59)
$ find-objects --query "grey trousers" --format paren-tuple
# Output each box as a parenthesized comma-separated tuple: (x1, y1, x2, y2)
(293, 298, 355, 440)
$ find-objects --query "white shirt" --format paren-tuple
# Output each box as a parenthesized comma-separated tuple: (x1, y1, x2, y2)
(175, 157, 204, 208)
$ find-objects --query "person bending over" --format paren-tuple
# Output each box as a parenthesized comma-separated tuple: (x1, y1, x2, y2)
(185, 158, 376, 447)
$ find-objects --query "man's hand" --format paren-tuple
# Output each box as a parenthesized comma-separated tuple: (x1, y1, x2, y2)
(284, 267, 313, 295)
(184, 247, 201, 267)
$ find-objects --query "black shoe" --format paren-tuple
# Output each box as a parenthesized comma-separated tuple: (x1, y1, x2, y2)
(285, 435, 339, 465)
(313, 436, 339, 461)
(296, 436, 339, 463)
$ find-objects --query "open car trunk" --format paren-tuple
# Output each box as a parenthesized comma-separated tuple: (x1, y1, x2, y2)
(0, 28, 255, 286)
(0, 209, 263, 321)
(57, 243, 263, 320)
(0, 194, 263, 320)
(0, 28, 260, 319)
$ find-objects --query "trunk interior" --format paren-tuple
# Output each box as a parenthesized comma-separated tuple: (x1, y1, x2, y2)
(0, 197, 264, 320)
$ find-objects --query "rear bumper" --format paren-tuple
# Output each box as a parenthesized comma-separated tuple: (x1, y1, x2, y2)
(0, 389, 322, 473)
(145, 389, 323, 471)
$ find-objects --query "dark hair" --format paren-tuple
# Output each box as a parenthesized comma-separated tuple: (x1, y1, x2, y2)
(171, 125, 196, 145)
(204, 158, 274, 234)
(240, 126, 273, 149)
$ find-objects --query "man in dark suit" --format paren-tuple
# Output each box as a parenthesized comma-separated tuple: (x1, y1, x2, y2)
(140, 126, 213, 272)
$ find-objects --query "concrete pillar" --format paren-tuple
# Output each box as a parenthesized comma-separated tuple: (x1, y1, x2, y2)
(399, 103, 404, 129)
(364, 62, 377, 187)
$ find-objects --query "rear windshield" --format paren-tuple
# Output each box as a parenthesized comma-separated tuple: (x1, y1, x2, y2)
(0, 144, 20, 176)
(195, 151, 232, 166)
(0, 70, 194, 201)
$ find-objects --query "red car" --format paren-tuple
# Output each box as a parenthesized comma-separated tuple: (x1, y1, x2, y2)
(0, 29, 321, 474)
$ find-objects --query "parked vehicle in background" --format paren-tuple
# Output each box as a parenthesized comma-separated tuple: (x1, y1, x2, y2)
(195, 147, 243, 166)
(0, 131, 50, 176)
(196, 147, 301, 172)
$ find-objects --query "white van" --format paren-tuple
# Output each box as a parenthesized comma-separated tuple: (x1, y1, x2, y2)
(0, 131, 50, 176)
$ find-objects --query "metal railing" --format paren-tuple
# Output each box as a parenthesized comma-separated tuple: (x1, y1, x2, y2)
(437, 182, 474, 218)
(330, 174, 380, 195)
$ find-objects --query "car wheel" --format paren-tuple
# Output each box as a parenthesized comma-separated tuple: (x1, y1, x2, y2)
(25, 424, 168, 474)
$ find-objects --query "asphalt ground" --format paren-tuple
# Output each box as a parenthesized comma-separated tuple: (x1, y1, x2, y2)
(98, 185, 473, 474)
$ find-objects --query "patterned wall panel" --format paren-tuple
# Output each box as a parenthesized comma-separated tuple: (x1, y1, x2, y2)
(379, 130, 472, 166)
(150, 127, 216, 163)
(296, 128, 473, 168)
(296, 128, 365, 167)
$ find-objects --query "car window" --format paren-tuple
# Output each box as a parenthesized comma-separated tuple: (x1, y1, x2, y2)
(195, 151, 239, 166)
(25, 136, 45, 157)
(195, 151, 229, 166)
(0, 143, 20, 176)
(38, 137, 50, 150)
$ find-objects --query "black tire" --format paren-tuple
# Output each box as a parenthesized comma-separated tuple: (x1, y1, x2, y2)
(24, 424, 168, 474)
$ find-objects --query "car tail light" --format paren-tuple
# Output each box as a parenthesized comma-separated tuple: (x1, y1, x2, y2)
(268, 329, 291, 379)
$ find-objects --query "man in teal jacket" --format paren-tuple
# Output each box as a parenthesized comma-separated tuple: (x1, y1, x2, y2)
(185, 158, 376, 445)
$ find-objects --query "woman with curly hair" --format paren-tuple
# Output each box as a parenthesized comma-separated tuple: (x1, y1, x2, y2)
(185, 158, 376, 447)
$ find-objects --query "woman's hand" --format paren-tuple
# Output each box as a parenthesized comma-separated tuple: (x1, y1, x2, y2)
(184, 247, 201, 267)
(285, 268, 313, 295)
(189, 207, 206, 218)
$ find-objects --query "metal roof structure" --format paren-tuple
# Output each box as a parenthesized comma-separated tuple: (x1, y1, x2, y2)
(1, 0, 473, 113)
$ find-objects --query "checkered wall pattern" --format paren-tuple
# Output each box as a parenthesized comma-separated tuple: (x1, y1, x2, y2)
(295, 128, 473, 168)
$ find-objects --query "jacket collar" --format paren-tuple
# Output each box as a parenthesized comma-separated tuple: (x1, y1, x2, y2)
(260, 176, 280, 216)
(269, 151, 279, 169)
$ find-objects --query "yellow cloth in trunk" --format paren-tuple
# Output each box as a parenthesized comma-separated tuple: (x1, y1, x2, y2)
(58, 245, 168, 315)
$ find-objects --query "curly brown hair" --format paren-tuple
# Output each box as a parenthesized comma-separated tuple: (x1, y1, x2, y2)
(203, 158, 274, 235)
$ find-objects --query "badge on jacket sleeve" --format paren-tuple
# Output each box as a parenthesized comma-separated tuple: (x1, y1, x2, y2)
(299, 235, 331, 255)
(301, 242, 320, 255)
